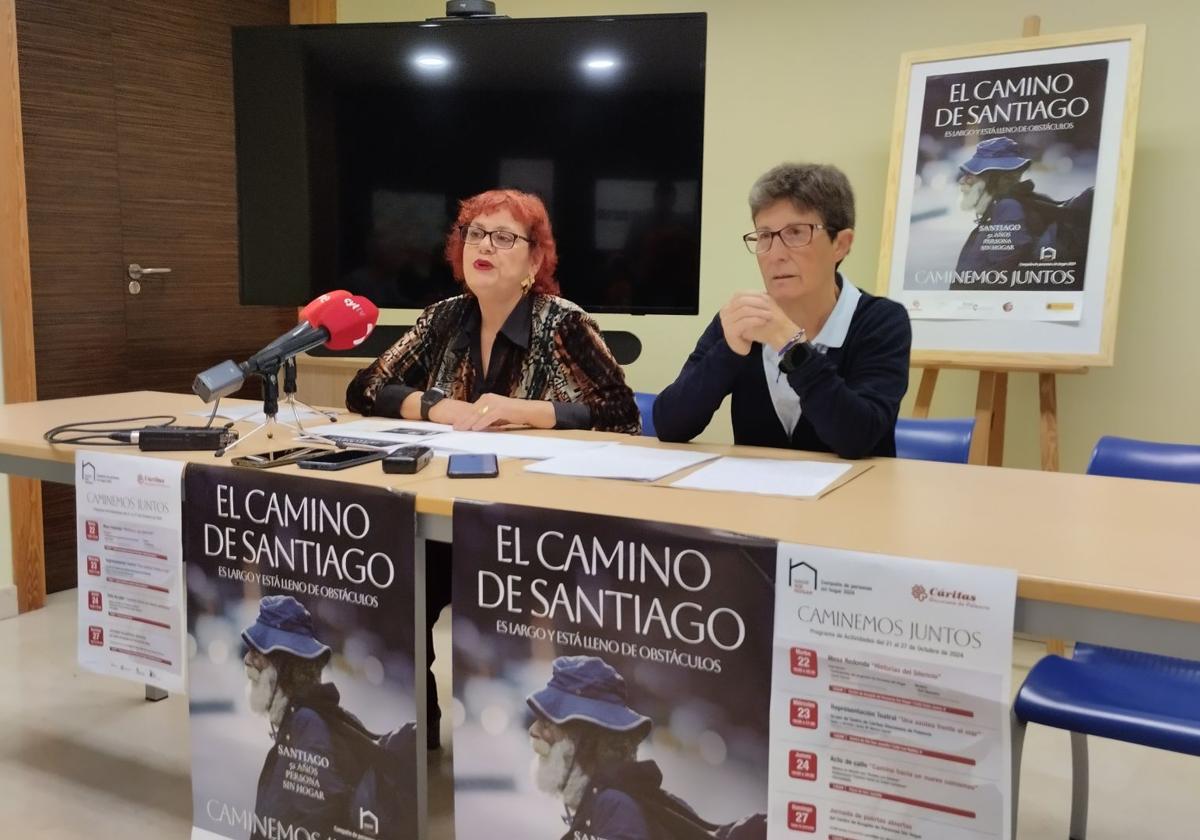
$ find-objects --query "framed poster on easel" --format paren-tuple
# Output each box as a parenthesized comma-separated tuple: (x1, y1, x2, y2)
(877, 23, 1145, 468)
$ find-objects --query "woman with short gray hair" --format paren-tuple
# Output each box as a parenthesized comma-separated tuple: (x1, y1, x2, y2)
(654, 163, 911, 459)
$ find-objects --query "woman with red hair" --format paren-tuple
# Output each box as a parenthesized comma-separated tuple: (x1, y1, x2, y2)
(346, 189, 639, 749)
(346, 188, 639, 434)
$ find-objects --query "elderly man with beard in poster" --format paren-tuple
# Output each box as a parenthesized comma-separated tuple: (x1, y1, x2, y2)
(527, 656, 765, 840)
(955, 137, 1042, 274)
(241, 595, 354, 840)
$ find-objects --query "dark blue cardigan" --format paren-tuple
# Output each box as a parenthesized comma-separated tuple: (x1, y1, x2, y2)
(653, 289, 911, 459)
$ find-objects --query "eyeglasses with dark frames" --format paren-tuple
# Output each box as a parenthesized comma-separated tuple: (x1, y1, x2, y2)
(460, 224, 534, 250)
(742, 222, 836, 254)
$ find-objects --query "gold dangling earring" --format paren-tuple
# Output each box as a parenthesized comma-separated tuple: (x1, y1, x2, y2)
(521, 275, 534, 294)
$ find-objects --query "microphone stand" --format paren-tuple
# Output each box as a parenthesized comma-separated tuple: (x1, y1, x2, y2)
(215, 363, 339, 457)
(280, 357, 340, 426)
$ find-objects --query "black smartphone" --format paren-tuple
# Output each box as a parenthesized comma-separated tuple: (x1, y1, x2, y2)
(382, 446, 433, 474)
(297, 448, 387, 471)
(446, 452, 499, 478)
(230, 446, 329, 469)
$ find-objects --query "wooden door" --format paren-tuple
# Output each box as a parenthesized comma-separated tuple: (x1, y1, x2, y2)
(113, 0, 297, 390)
(17, 0, 296, 592)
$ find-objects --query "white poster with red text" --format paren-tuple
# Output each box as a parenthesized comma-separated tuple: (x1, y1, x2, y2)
(769, 544, 1016, 840)
(76, 451, 186, 693)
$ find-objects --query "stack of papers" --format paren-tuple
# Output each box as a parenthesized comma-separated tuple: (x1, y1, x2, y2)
(297, 419, 611, 460)
(669, 457, 853, 499)
(525, 444, 718, 481)
(301, 418, 453, 449)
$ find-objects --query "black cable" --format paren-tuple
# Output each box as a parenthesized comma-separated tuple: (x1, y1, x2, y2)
(44, 415, 178, 446)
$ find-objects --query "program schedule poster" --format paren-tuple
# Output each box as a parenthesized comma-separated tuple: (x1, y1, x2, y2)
(769, 544, 1017, 840)
(76, 451, 186, 693)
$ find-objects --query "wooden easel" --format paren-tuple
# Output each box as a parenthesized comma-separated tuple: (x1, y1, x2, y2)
(912, 360, 1085, 471)
(911, 16, 1088, 473)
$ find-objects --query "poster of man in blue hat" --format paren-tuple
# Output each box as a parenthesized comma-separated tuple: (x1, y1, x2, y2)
(526, 656, 765, 840)
(184, 466, 420, 840)
(451, 501, 774, 840)
(884, 49, 1126, 323)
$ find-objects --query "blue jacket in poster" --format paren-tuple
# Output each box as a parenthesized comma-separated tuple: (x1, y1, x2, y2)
(252, 683, 354, 840)
(955, 182, 1046, 277)
(559, 760, 766, 840)
(561, 760, 660, 840)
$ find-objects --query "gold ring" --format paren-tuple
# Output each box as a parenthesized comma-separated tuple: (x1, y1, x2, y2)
(478, 405, 491, 416)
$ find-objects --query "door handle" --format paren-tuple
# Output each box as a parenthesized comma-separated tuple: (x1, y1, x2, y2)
(128, 264, 172, 280)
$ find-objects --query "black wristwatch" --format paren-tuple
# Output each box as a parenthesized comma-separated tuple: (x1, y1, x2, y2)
(778, 341, 814, 374)
(420, 387, 448, 421)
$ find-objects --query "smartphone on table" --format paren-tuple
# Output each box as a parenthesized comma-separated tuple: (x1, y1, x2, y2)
(446, 453, 499, 478)
(297, 448, 387, 471)
(230, 446, 329, 469)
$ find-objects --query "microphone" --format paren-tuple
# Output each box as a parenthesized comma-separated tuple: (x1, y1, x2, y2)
(193, 291, 378, 402)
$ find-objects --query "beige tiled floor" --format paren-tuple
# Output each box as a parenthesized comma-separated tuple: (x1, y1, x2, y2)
(2, 592, 1196, 838)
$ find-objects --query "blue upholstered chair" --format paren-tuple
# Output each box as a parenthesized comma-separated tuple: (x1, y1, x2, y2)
(1085, 435, 1200, 483)
(634, 392, 657, 438)
(894, 417, 974, 464)
(1012, 435, 1200, 838)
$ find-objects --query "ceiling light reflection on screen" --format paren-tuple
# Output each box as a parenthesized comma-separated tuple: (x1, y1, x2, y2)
(583, 55, 619, 73)
(413, 53, 450, 71)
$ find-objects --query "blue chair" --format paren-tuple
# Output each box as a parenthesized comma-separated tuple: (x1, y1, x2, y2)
(634, 391, 657, 438)
(894, 417, 974, 464)
(1012, 435, 1200, 838)
(1086, 435, 1200, 483)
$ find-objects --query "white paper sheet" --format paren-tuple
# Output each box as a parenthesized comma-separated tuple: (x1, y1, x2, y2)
(668, 456, 852, 498)
(76, 451, 186, 693)
(768, 544, 1017, 840)
(524, 444, 718, 481)
(425, 431, 609, 460)
(299, 418, 454, 449)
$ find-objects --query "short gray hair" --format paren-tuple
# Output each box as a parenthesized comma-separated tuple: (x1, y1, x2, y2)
(748, 163, 855, 236)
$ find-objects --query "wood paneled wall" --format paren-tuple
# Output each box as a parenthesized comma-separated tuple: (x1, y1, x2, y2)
(290, 0, 336, 24)
(1, 0, 45, 612)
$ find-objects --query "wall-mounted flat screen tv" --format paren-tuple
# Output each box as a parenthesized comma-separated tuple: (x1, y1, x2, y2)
(233, 13, 707, 314)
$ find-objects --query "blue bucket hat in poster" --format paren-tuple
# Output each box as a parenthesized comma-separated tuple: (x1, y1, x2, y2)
(527, 656, 652, 736)
(242, 595, 331, 660)
(959, 137, 1032, 175)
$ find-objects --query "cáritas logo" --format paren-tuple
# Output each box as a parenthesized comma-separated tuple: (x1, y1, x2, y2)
(913, 584, 980, 606)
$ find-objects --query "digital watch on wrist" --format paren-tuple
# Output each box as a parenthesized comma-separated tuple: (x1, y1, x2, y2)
(420, 387, 448, 421)
(778, 341, 814, 374)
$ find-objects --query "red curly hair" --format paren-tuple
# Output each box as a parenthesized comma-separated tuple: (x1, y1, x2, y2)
(445, 189, 560, 296)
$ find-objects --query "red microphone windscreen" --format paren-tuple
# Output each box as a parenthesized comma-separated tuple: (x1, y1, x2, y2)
(310, 294, 379, 350)
(300, 290, 351, 325)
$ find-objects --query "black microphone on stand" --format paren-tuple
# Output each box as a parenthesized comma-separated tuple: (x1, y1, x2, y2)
(192, 291, 378, 403)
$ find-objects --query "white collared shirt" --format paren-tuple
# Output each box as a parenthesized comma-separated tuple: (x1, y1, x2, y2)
(761, 280, 862, 436)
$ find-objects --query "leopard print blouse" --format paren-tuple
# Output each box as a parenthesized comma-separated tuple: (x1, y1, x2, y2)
(345, 294, 640, 434)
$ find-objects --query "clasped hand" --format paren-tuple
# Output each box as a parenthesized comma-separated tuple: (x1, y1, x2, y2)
(718, 291, 801, 356)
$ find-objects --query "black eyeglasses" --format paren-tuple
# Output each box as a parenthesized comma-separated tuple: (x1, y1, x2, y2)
(742, 222, 836, 254)
(460, 224, 533, 250)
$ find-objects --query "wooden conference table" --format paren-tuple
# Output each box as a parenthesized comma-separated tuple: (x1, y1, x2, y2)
(1, 391, 1198, 659)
